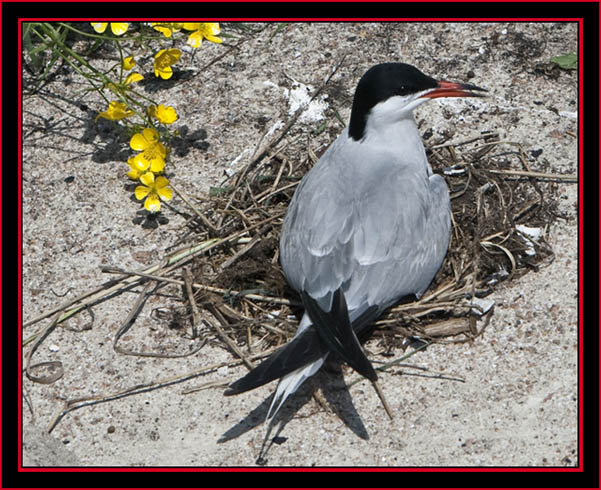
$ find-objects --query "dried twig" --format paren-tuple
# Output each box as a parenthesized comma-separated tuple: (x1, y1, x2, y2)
(102, 266, 296, 306)
(204, 304, 254, 371)
(25, 312, 65, 384)
(112, 280, 205, 359)
(46, 345, 281, 433)
(485, 168, 577, 181)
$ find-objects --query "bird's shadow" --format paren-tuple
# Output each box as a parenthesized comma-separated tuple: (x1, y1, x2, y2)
(218, 361, 371, 456)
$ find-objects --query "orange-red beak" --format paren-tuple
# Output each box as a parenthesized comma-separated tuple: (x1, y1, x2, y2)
(424, 80, 487, 99)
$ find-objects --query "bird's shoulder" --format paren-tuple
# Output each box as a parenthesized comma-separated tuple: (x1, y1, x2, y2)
(301, 133, 427, 203)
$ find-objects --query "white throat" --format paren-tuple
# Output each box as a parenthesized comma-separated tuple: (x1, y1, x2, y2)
(360, 96, 433, 175)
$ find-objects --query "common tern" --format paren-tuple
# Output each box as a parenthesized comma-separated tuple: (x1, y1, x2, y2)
(225, 62, 486, 423)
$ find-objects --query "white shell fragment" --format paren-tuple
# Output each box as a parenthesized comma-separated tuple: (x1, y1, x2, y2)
(442, 164, 467, 176)
(516, 225, 543, 256)
(470, 297, 495, 316)
(284, 82, 329, 123)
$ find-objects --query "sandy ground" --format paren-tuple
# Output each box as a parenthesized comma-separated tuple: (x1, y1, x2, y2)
(21, 22, 579, 467)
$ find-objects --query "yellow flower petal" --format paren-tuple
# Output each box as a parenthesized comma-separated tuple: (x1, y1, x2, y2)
(186, 23, 222, 47)
(182, 23, 200, 31)
(148, 156, 166, 173)
(130, 153, 150, 172)
(91, 22, 129, 36)
(152, 23, 172, 37)
(122, 56, 136, 70)
(144, 194, 162, 212)
(126, 157, 144, 179)
(97, 100, 134, 121)
(186, 31, 203, 48)
(139, 172, 155, 186)
(202, 23, 221, 38)
(91, 23, 108, 33)
(134, 185, 151, 200)
(149, 104, 178, 124)
(155, 66, 173, 80)
(110, 23, 129, 36)
(130, 128, 159, 151)
(152, 22, 182, 37)
(124, 72, 144, 85)
(157, 185, 173, 202)
(130, 133, 148, 151)
(127, 169, 140, 180)
(167, 49, 181, 63)
(156, 48, 181, 65)
(158, 105, 178, 124)
(142, 128, 159, 143)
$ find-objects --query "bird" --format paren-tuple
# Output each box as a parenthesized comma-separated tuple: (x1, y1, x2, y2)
(225, 62, 486, 423)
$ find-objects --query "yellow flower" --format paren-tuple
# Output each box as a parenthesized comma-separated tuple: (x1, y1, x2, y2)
(153, 48, 181, 80)
(152, 22, 183, 38)
(130, 151, 165, 174)
(135, 173, 173, 212)
(148, 104, 178, 124)
(124, 72, 144, 85)
(96, 100, 134, 121)
(126, 157, 145, 180)
(183, 23, 222, 47)
(91, 22, 129, 36)
(122, 56, 136, 70)
(130, 128, 167, 173)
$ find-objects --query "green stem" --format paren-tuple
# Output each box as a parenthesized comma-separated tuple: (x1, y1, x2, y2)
(38, 23, 111, 86)
(30, 22, 174, 139)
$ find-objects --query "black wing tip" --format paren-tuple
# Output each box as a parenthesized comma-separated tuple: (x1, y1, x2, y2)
(364, 365, 378, 382)
(351, 349, 378, 382)
(302, 288, 378, 382)
(223, 326, 327, 397)
(224, 367, 278, 396)
(223, 369, 271, 396)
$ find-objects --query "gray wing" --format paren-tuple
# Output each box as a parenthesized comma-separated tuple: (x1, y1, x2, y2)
(280, 138, 451, 314)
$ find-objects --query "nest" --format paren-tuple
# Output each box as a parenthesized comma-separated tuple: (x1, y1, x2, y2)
(179, 129, 558, 360)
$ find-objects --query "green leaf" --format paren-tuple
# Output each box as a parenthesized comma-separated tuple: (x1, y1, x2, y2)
(550, 52, 577, 71)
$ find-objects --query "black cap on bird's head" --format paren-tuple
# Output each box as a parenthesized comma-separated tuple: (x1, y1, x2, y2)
(349, 62, 487, 141)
